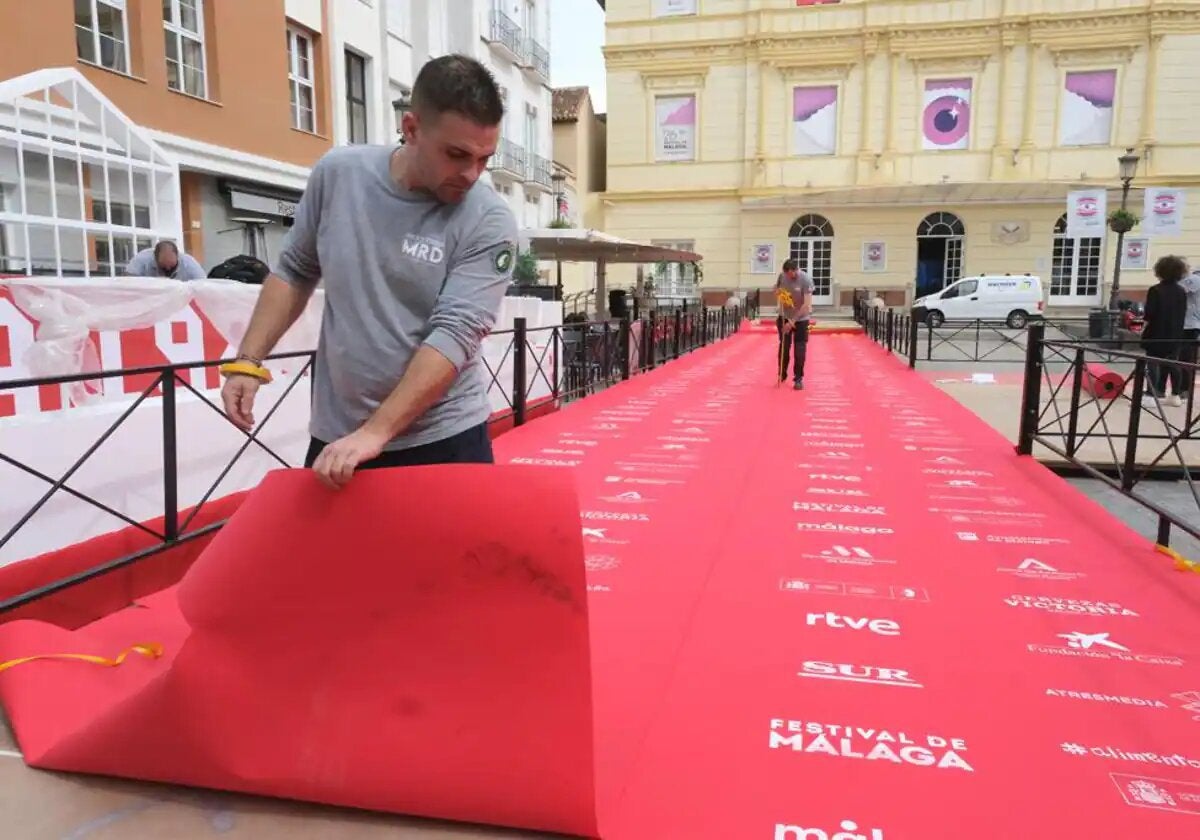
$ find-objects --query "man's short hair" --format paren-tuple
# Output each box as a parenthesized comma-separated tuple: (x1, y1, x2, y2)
(154, 240, 179, 259)
(782, 259, 799, 273)
(410, 54, 504, 127)
(1155, 254, 1188, 284)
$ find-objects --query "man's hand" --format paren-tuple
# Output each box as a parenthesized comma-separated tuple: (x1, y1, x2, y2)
(783, 320, 795, 333)
(311, 426, 391, 489)
(221, 375, 261, 431)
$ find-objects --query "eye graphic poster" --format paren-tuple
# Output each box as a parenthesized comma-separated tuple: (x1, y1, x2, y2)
(922, 78, 972, 150)
(1060, 70, 1116, 147)
(1066, 189, 1108, 239)
(1143, 187, 1185, 237)
(655, 95, 696, 162)
(793, 86, 838, 155)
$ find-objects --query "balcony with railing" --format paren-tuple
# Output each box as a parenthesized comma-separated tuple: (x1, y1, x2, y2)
(486, 9, 526, 64)
(489, 136, 526, 182)
(525, 153, 554, 192)
(524, 38, 550, 83)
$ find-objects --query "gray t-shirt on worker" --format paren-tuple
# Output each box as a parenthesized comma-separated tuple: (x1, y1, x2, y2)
(1183, 271, 1200, 330)
(273, 144, 519, 451)
(776, 270, 815, 321)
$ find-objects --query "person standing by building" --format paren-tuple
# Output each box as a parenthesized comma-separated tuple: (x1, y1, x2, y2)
(1179, 265, 1200, 400)
(774, 259, 814, 390)
(1141, 255, 1189, 407)
(218, 54, 518, 489)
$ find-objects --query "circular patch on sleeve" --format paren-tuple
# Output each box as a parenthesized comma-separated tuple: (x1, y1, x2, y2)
(494, 247, 514, 273)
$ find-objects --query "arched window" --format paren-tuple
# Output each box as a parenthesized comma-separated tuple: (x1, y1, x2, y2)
(915, 212, 965, 296)
(1051, 213, 1103, 303)
(787, 214, 834, 303)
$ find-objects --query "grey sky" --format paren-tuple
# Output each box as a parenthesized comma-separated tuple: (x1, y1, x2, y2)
(550, 0, 606, 113)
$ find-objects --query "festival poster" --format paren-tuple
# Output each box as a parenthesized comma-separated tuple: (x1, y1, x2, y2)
(1143, 187, 1185, 236)
(792, 86, 838, 156)
(1060, 70, 1116, 147)
(1065, 189, 1108, 238)
(655, 0, 697, 15)
(655, 95, 696, 162)
(751, 243, 776, 274)
(862, 241, 886, 273)
(922, 78, 972, 150)
(1122, 237, 1149, 271)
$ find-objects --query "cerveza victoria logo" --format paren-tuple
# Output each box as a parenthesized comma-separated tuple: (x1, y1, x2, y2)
(768, 718, 973, 771)
(1028, 631, 1184, 667)
(1004, 595, 1139, 617)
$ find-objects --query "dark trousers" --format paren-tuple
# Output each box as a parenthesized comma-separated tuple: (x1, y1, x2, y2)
(1180, 328, 1199, 395)
(304, 422, 494, 469)
(776, 316, 809, 382)
(1145, 342, 1183, 397)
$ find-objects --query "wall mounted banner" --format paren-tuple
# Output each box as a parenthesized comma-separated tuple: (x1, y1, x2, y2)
(1143, 187, 1185, 236)
(1121, 236, 1149, 271)
(922, 78, 972, 150)
(1066, 189, 1108, 238)
(793, 86, 838, 155)
(862, 240, 887, 272)
(654, 0, 697, 15)
(655, 95, 696, 162)
(751, 243, 776, 274)
(1060, 70, 1117, 147)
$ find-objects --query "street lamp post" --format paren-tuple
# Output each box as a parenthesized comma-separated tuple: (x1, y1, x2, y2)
(1107, 147, 1141, 312)
(551, 169, 566, 224)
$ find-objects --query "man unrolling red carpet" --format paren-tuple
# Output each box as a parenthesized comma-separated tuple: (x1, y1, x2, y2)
(775, 259, 814, 389)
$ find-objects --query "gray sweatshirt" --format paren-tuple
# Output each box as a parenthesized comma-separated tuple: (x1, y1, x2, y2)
(273, 144, 518, 451)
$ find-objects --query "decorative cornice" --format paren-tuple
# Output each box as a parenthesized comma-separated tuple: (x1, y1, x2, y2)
(641, 70, 708, 91)
(1049, 45, 1139, 68)
(774, 63, 856, 82)
(888, 24, 1001, 60)
(908, 54, 991, 75)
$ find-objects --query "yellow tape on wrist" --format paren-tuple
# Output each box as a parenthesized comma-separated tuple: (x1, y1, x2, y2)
(0, 643, 163, 675)
(219, 360, 273, 383)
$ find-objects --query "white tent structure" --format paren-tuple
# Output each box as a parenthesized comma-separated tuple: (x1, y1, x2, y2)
(519, 227, 702, 316)
(0, 67, 181, 278)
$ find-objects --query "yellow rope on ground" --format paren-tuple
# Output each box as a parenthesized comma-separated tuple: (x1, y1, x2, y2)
(0, 643, 163, 675)
(1155, 544, 1200, 574)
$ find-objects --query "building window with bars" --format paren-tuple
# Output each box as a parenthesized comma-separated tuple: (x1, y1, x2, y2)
(345, 51, 368, 144)
(163, 0, 207, 98)
(75, 0, 130, 74)
(287, 27, 316, 133)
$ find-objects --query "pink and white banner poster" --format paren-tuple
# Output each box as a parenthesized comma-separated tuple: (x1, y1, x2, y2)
(1144, 187, 1186, 237)
(655, 95, 695, 162)
(922, 78, 972, 150)
(1060, 70, 1117, 147)
(1066, 189, 1108, 239)
(1122, 237, 1150, 271)
(751, 243, 776, 275)
(862, 241, 886, 273)
(654, 0, 697, 14)
(793, 86, 838, 156)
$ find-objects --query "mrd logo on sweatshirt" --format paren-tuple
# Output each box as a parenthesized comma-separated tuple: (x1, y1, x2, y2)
(768, 718, 974, 771)
(401, 233, 446, 265)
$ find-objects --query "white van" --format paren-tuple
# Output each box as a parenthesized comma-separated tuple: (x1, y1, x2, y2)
(914, 274, 1045, 328)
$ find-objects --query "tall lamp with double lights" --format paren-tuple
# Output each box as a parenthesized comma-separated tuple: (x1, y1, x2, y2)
(551, 168, 567, 300)
(1107, 147, 1141, 313)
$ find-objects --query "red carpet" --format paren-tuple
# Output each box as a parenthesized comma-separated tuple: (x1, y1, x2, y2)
(492, 332, 1200, 839)
(2, 332, 1198, 838)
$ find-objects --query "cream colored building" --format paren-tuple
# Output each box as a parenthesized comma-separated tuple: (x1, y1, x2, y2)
(549, 86, 609, 303)
(601, 0, 1200, 309)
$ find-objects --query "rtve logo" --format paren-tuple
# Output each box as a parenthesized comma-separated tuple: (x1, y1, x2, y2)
(806, 611, 900, 637)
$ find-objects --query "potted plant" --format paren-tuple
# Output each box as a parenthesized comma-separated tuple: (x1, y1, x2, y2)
(547, 218, 573, 229)
(1108, 208, 1140, 234)
(511, 249, 540, 284)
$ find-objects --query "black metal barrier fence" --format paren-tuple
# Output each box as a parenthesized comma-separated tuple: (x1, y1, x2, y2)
(0, 306, 742, 614)
(855, 298, 1093, 368)
(1014, 322, 1200, 550)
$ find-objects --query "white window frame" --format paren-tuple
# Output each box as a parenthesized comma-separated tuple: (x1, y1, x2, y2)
(75, 0, 131, 74)
(287, 27, 316, 133)
(163, 0, 208, 99)
(525, 104, 538, 159)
